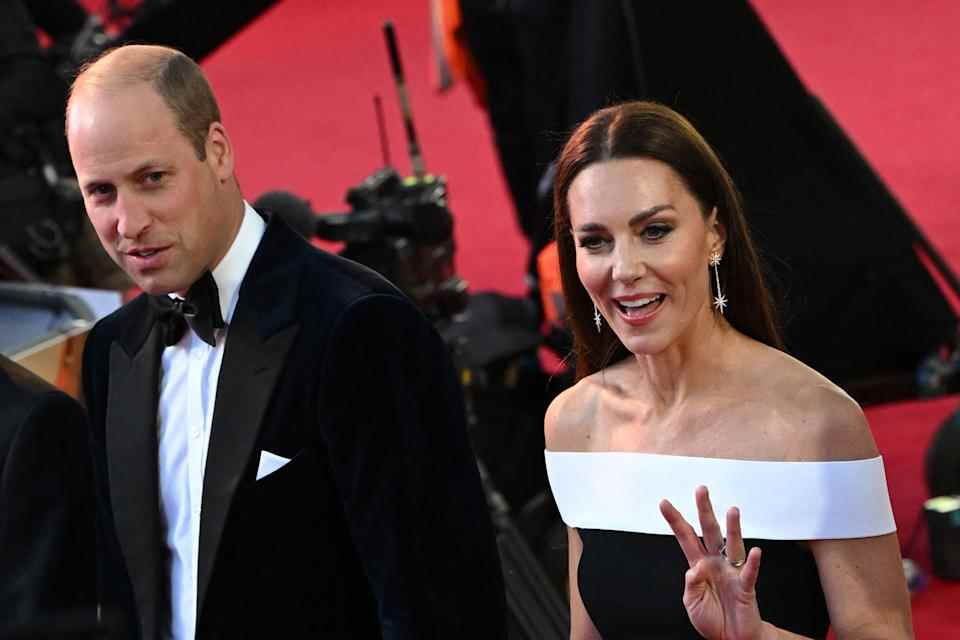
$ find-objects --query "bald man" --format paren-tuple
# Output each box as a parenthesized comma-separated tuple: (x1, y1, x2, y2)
(67, 45, 505, 639)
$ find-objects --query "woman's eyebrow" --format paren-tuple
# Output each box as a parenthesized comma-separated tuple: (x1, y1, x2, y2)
(574, 204, 674, 233)
(628, 204, 674, 226)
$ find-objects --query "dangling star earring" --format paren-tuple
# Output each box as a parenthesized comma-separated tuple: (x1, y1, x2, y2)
(710, 251, 727, 314)
(594, 304, 603, 333)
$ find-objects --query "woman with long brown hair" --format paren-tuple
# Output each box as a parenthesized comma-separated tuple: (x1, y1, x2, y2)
(544, 101, 912, 639)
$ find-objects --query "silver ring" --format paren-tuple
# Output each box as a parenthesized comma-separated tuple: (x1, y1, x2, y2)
(718, 542, 746, 568)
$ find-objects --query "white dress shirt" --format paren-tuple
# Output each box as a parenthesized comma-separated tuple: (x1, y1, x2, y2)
(156, 202, 265, 640)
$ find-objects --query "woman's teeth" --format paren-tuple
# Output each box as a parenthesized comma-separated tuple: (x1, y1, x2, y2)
(616, 294, 664, 315)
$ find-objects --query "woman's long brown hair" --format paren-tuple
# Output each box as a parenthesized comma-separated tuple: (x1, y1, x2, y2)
(553, 101, 782, 380)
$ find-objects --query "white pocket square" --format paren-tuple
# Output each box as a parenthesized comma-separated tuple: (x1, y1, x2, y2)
(256, 450, 291, 481)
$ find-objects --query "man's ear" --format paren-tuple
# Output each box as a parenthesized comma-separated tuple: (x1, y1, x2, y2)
(205, 122, 234, 182)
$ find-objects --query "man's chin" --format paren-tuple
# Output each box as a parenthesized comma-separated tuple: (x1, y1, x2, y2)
(132, 274, 188, 297)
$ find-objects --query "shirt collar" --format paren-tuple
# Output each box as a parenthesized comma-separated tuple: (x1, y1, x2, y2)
(210, 201, 266, 324)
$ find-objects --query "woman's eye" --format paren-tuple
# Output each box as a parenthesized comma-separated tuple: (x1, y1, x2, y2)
(578, 235, 608, 250)
(643, 224, 672, 241)
(145, 171, 164, 185)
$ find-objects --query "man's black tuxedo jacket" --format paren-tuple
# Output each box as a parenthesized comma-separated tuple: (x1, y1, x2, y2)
(0, 356, 95, 630)
(81, 216, 506, 639)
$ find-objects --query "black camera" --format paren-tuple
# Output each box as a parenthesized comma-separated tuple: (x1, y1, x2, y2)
(325, 167, 469, 321)
(255, 167, 469, 322)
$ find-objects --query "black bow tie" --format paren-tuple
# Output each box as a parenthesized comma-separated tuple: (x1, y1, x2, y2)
(150, 271, 225, 347)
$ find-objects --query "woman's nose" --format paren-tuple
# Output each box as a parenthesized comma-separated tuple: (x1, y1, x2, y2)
(611, 243, 645, 284)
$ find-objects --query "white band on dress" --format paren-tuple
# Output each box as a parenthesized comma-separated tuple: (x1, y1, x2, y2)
(545, 450, 896, 540)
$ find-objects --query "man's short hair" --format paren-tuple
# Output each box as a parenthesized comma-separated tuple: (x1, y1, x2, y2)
(69, 45, 222, 160)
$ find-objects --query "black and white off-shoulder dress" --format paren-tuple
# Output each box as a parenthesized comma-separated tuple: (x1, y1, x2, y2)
(545, 451, 897, 639)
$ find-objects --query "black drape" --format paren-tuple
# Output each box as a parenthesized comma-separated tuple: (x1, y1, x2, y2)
(460, 0, 957, 402)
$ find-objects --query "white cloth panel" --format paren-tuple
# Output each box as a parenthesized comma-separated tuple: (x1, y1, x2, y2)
(545, 450, 896, 540)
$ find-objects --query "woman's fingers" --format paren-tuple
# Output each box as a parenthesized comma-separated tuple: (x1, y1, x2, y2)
(739, 547, 763, 592)
(660, 498, 706, 567)
(695, 486, 725, 554)
(684, 560, 708, 593)
(724, 506, 747, 565)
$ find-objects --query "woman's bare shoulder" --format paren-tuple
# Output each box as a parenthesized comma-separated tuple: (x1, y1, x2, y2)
(544, 372, 604, 451)
(752, 345, 879, 461)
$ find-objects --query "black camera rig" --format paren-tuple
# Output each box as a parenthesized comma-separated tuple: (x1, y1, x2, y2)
(319, 166, 468, 322)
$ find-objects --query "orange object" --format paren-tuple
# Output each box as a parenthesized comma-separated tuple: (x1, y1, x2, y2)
(431, 0, 487, 105)
(537, 241, 564, 327)
(55, 333, 88, 400)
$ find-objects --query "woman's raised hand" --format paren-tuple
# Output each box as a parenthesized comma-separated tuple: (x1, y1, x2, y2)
(659, 486, 770, 640)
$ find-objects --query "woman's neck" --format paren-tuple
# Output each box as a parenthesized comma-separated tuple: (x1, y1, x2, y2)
(627, 309, 737, 414)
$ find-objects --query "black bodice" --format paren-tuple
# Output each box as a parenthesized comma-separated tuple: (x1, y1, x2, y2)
(577, 529, 829, 639)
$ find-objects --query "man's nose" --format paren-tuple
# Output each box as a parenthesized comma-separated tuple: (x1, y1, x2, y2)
(115, 193, 151, 240)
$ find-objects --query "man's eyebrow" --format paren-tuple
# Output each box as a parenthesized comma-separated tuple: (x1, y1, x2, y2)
(82, 179, 111, 194)
(131, 161, 165, 176)
(574, 204, 674, 233)
(81, 161, 167, 193)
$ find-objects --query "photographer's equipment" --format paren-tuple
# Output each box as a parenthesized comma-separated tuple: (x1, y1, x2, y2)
(257, 20, 468, 323)
(477, 461, 567, 640)
(0, 121, 84, 283)
(917, 341, 960, 399)
(0, 1, 84, 283)
(373, 94, 392, 168)
(924, 496, 960, 580)
(450, 315, 566, 640)
(926, 408, 960, 499)
(384, 21, 425, 178)
(260, 21, 568, 637)
(256, 176, 467, 322)
(441, 292, 552, 508)
(902, 398, 960, 584)
(0, 133, 107, 287)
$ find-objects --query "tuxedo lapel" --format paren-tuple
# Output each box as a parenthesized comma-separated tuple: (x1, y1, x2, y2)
(196, 219, 302, 612)
(106, 321, 165, 640)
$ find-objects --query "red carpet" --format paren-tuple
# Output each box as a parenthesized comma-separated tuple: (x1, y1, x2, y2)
(203, 0, 527, 296)
(177, 0, 958, 634)
(751, 2, 960, 635)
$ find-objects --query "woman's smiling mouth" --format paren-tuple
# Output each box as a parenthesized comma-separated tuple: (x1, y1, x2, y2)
(614, 294, 666, 322)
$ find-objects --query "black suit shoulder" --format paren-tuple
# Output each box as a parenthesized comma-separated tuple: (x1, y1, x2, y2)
(0, 354, 62, 397)
(266, 221, 430, 344)
(81, 295, 145, 426)
(299, 234, 410, 305)
(85, 293, 152, 347)
(255, 210, 401, 299)
(297, 242, 448, 375)
(0, 357, 85, 445)
(0, 357, 96, 629)
(0, 363, 90, 475)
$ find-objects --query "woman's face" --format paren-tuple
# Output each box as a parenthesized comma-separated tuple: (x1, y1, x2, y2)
(568, 157, 724, 356)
